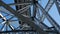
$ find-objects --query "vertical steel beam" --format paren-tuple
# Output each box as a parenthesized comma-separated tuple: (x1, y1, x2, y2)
(32, 0, 49, 29)
(32, 0, 37, 19)
(55, 0, 60, 15)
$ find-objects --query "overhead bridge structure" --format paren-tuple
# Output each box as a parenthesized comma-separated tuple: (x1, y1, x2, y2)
(0, 0, 60, 34)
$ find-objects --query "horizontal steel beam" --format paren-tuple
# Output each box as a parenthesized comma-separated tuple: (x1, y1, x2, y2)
(0, 29, 57, 33)
(0, 30, 36, 33)
(7, 3, 31, 6)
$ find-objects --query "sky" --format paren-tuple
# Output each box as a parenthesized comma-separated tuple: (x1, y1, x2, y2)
(0, 0, 19, 31)
(39, 0, 60, 27)
(0, 0, 60, 31)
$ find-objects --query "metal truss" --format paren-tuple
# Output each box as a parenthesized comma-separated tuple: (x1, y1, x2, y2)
(0, 0, 60, 34)
(55, 0, 60, 14)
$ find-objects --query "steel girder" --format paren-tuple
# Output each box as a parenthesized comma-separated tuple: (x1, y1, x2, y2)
(7, 3, 31, 6)
(15, 0, 49, 30)
(0, 30, 36, 33)
(0, 0, 48, 34)
(31, 0, 49, 30)
(40, 0, 55, 22)
(0, 10, 18, 31)
(7, 0, 57, 28)
(0, 0, 60, 34)
(55, 0, 60, 15)
(36, 2, 60, 33)
(0, 13, 6, 21)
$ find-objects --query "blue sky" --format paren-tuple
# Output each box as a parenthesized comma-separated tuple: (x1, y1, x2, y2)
(0, 0, 19, 31)
(39, 0, 60, 27)
(0, 0, 60, 31)
(2, 0, 16, 10)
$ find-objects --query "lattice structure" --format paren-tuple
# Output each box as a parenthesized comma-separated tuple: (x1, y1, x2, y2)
(0, 0, 60, 34)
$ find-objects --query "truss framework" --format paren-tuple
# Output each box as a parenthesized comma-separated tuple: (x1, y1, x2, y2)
(0, 0, 60, 34)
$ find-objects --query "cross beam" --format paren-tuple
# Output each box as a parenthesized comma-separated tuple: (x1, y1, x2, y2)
(0, 0, 48, 34)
